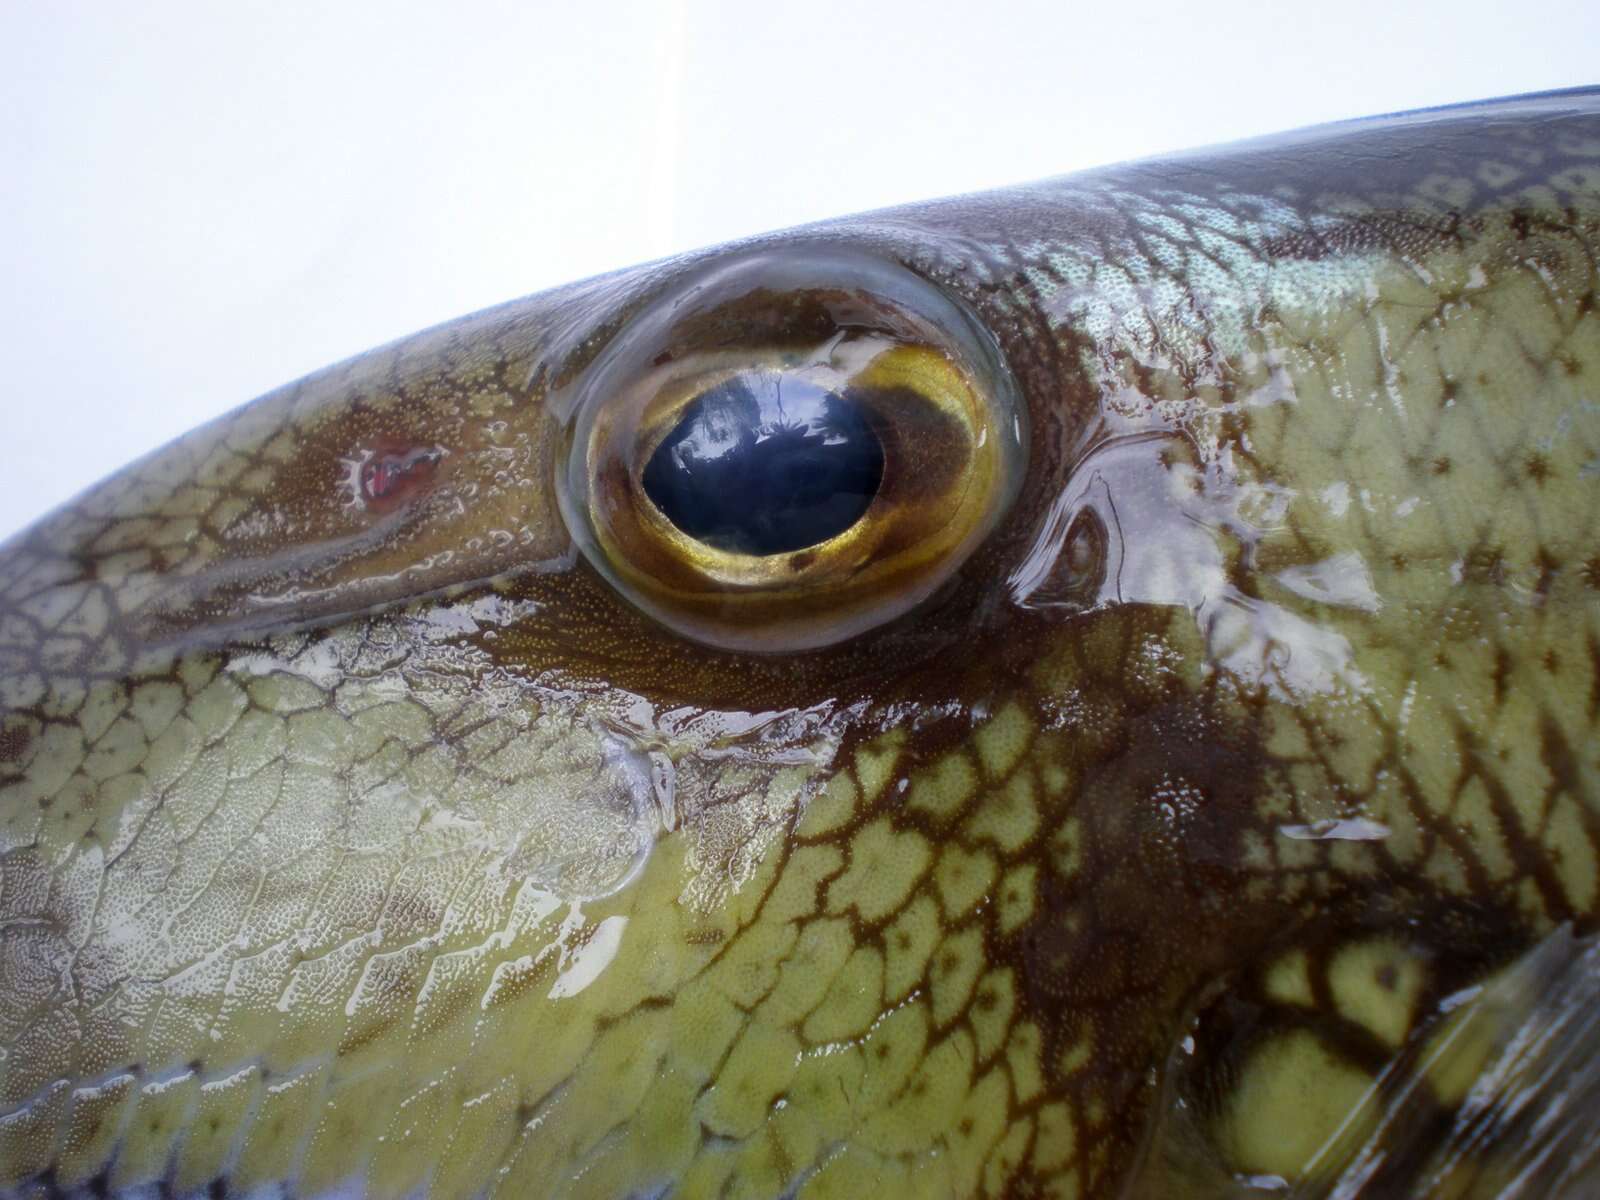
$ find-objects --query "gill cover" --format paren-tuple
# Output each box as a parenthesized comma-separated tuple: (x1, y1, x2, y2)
(553, 248, 1026, 652)
(1136, 926, 1600, 1198)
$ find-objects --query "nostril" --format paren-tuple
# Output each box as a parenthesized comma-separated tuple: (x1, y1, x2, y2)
(354, 442, 446, 513)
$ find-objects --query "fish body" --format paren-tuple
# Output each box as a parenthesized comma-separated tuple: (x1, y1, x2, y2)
(1, 89, 1599, 1198)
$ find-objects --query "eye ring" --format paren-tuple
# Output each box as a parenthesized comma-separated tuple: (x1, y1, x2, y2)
(555, 247, 1025, 652)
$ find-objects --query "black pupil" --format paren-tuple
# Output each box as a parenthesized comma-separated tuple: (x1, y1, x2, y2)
(641, 373, 885, 556)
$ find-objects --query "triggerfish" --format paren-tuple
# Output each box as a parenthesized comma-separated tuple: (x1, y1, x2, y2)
(2, 88, 1599, 1199)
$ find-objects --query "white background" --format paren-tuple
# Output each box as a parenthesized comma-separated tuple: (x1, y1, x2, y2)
(2, 0, 1596, 537)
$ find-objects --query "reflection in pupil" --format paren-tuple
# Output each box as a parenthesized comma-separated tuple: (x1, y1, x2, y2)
(641, 372, 885, 556)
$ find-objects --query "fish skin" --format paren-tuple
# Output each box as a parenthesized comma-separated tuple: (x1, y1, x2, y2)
(0, 88, 1597, 1198)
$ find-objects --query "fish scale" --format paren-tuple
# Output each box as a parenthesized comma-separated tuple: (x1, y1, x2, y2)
(2, 89, 1600, 1198)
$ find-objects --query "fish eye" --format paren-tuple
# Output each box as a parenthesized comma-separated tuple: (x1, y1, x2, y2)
(555, 248, 1025, 652)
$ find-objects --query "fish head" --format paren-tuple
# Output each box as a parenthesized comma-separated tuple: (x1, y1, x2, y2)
(2, 89, 1600, 1198)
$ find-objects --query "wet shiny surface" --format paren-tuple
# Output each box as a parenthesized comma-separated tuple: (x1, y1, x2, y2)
(1, 90, 1599, 1199)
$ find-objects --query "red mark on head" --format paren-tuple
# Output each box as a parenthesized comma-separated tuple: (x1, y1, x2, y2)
(356, 442, 446, 513)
